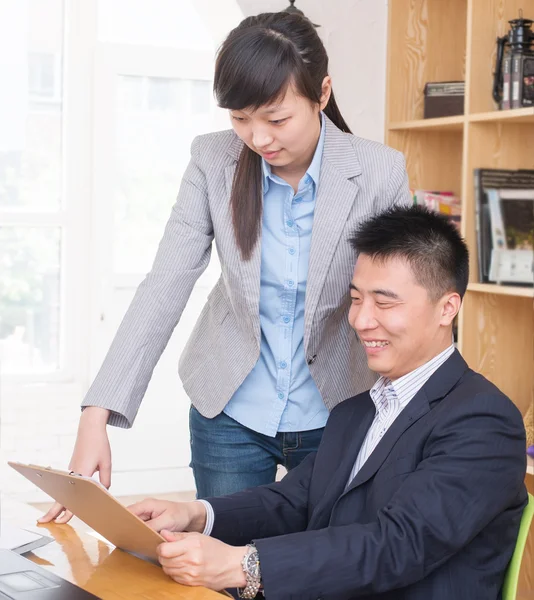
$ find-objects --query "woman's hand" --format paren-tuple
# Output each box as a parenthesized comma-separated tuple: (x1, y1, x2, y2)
(38, 407, 111, 524)
(158, 530, 247, 591)
(128, 499, 208, 534)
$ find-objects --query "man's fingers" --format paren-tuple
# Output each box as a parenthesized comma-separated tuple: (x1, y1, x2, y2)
(127, 501, 152, 519)
(160, 530, 179, 542)
(142, 513, 175, 532)
(157, 532, 190, 559)
(38, 502, 65, 523)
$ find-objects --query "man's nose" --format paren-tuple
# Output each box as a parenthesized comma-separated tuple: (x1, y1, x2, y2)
(351, 305, 378, 333)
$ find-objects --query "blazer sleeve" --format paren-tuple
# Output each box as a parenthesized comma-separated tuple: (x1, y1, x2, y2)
(380, 150, 412, 211)
(253, 393, 527, 599)
(81, 136, 214, 427)
(206, 452, 317, 546)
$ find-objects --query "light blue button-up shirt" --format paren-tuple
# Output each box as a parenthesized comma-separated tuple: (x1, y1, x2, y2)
(223, 113, 329, 437)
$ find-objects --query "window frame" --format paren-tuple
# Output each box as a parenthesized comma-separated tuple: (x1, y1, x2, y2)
(0, 1, 96, 385)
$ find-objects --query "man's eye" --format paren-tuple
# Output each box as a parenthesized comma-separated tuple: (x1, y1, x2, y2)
(231, 116, 245, 121)
(269, 118, 287, 125)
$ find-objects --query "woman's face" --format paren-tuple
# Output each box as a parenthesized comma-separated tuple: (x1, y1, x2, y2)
(229, 80, 330, 173)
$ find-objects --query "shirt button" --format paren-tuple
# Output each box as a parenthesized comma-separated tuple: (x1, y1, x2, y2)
(287, 279, 294, 287)
(286, 220, 294, 227)
(282, 316, 290, 324)
(279, 361, 288, 369)
(288, 247, 296, 255)
(278, 392, 284, 400)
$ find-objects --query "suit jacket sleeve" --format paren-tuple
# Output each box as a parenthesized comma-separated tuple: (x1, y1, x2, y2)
(253, 393, 526, 599)
(206, 451, 317, 546)
(81, 137, 214, 427)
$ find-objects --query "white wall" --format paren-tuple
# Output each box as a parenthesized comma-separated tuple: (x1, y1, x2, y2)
(237, 0, 389, 142)
(1, 0, 389, 503)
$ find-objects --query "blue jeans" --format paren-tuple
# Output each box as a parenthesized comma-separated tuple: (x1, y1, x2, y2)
(189, 406, 325, 498)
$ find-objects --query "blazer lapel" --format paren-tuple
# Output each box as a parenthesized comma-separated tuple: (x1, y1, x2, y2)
(343, 389, 431, 495)
(304, 117, 362, 348)
(308, 395, 375, 528)
(341, 350, 470, 496)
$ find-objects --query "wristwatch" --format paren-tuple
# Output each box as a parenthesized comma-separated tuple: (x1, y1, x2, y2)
(237, 543, 262, 598)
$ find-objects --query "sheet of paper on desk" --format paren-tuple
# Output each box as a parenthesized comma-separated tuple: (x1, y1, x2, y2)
(0, 522, 53, 554)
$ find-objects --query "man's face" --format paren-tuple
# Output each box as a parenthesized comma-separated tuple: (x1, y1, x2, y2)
(349, 254, 458, 380)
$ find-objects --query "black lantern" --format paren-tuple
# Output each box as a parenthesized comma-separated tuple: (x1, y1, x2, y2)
(493, 9, 534, 110)
(283, 0, 320, 28)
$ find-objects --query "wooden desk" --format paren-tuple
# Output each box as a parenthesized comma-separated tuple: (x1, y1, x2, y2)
(3, 472, 534, 600)
(1, 496, 226, 600)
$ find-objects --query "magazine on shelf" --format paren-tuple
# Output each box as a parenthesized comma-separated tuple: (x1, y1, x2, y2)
(473, 169, 534, 283)
(486, 188, 534, 285)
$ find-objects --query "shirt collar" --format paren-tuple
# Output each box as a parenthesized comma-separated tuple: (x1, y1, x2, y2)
(369, 344, 456, 414)
(262, 111, 326, 189)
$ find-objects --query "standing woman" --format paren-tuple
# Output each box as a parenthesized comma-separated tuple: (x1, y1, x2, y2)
(41, 11, 410, 522)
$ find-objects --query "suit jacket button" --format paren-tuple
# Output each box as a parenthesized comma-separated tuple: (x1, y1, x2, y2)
(307, 354, 317, 365)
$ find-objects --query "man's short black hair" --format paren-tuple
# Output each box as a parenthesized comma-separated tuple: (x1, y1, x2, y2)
(349, 205, 469, 300)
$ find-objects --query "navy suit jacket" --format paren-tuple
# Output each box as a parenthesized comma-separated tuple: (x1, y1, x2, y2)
(207, 351, 527, 599)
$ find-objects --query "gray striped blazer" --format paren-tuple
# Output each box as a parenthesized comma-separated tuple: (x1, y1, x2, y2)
(82, 116, 411, 428)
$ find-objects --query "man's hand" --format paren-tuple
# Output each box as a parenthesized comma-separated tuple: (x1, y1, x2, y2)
(128, 499, 208, 534)
(39, 407, 111, 524)
(158, 530, 247, 590)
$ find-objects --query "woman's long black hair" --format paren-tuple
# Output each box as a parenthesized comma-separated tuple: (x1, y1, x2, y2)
(214, 12, 351, 260)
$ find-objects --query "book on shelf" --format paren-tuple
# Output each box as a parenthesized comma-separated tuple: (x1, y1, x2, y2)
(473, 169, 534, 285)
(411, 189, 462, 231)
(423, 81, 465, 118)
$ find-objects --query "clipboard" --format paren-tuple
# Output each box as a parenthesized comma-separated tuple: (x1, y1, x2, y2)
(8, 462, 165, 561)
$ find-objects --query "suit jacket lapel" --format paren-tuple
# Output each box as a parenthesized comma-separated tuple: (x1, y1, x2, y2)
(341, 350, 470, 496)
(304, 117, 362, 348)
(342, 389, 431, 495)
(308, 395, 375, 528)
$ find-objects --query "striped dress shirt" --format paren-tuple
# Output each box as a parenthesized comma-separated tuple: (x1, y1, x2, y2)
(345, 344, 455, 488)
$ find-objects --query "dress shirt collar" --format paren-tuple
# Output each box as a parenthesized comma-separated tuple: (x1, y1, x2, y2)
(369, 344, 456, 417)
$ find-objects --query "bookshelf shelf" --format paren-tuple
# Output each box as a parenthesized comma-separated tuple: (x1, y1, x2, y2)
(469, 107, 534, 124)
(385, 0, 533, 420)
(388, 116, 464, 132)
(467, 283, 534, 298)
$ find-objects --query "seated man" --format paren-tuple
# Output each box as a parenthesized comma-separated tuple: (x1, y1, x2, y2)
(129, 206, 527, 600)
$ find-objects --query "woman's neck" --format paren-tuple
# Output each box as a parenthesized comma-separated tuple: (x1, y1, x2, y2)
(272, 120, 322, 193)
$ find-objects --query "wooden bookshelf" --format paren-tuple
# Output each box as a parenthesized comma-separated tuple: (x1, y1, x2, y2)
(385, 3, 534, 591)
(385, 0, 534, 420)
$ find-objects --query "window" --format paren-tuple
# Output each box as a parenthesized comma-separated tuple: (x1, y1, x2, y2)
(28, 53, 59, 99)
(0, 0, 65, 375)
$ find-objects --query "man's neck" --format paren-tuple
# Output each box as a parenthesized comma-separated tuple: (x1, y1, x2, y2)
(388, 339, 455, 383)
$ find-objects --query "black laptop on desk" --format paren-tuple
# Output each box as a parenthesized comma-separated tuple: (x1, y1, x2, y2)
(0, 550, 100, 599)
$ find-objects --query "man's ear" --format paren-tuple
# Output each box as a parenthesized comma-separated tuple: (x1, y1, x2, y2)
(440, 292, 461, 326)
